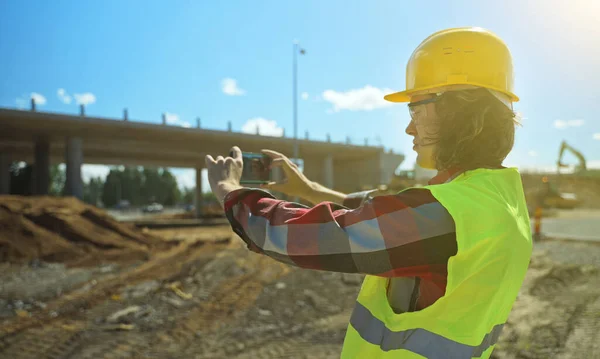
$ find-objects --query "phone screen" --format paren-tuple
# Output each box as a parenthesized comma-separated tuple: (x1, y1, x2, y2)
(240, 152, 272, 184)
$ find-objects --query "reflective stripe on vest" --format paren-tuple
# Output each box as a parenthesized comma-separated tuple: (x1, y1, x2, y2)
(350, 301, 504, 358)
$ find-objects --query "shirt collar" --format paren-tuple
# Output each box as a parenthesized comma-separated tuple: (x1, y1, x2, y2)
(428, 168, 463, 185)
(428, 165, 507, 185)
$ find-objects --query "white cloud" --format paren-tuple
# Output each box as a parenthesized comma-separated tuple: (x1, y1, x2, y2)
(164, 112, 179, 124)
(554, 119, 584, 129)
(221, 78, 246, 96)
(301, 92, 309, 100)
(528, 150, 538, 157)
(241, 117, 284, 137)
(57, 88, 72, 104)
(322, 85, 394, 112)
(82, 164, 110, 183)
(74, 92, 96, 106)
(593, 133, 600, 140)
(31, 92, 47, 105)
(16, 92, 46, 109)
(164, 112, 191, 128)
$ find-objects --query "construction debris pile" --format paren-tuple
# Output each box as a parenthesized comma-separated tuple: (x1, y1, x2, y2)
(0, 196, 173, 266)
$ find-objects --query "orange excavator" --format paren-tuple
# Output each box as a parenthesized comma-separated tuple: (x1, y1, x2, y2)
(557, 140, 587, 175)
(536, 141, 585, 209)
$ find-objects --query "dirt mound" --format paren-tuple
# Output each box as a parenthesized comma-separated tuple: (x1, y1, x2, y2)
(0, 196, 173, 266)
(150, 211, 195, 220)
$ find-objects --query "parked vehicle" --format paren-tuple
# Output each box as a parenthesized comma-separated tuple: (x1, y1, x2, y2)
(142, 202, 164, 213)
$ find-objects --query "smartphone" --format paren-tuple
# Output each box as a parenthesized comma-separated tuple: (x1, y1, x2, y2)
(239, 152, 272, 184)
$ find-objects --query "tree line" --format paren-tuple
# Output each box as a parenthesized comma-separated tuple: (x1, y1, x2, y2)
(8, 163, 208, 208)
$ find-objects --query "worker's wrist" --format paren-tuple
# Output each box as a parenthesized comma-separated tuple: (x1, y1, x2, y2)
(216, 181, 243, 207)
(302, 180, 346, 205)
(300, 180, 322, 203)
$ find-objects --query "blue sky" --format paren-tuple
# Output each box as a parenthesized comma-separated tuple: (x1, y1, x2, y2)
(1, 0, 599, 189)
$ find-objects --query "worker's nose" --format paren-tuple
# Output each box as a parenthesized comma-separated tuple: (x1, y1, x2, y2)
(405, 119, 417, 136)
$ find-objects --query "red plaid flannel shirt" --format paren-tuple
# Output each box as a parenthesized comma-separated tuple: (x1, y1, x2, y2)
(224, 170, 459, 311)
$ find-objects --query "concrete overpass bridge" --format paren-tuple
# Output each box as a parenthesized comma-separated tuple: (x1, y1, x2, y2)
(0, 107, 404, 214)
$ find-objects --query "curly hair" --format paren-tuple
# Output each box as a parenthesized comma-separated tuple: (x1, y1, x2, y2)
(432, 88, 520, 172)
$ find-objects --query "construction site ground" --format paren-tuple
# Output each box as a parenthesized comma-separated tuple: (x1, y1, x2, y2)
(1, 197, 599, 358)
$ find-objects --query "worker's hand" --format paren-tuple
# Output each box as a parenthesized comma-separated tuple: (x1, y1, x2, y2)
(260, 149, 314, 198)
(205, 146, 244, 207)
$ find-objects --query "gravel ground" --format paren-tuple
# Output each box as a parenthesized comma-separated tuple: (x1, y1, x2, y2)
(1, 226, 599, 359)
(534, 239, 600, 267)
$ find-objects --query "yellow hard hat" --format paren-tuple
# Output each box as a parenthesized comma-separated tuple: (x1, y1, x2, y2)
(384, 27, 519, 103)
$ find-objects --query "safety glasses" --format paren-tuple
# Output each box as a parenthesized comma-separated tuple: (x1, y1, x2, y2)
(407, 96, 439, 121)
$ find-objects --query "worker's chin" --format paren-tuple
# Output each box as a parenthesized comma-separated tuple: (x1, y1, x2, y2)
(416, 154, 436, 170)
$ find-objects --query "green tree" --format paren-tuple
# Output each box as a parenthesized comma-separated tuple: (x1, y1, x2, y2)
(102, 168, 123, 207)
(49, 164, 65, 196)
(121, 167, 143, 204)
(9, 162, 33, 195)
(202, 191, 217, 201)
(181, 187, 195, 204)
(83, 177, 104, 206)
(160, 169, 180, 205)
(142, 168, 161, 203)
(100, 166, 181, 207)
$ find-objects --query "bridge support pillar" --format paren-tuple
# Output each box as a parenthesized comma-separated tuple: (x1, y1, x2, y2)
(33, 140, 50, 195)
(65, 137, 83, 199)
(323, 153, 334, 189)
(195, 167, 203, 218)
(0, 153, 10, 195)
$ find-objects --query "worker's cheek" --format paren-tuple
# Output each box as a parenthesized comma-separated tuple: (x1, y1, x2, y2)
(415, 122, 441, 146)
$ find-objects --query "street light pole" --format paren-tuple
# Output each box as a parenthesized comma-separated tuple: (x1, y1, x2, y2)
(292, 41, 305, 164)
(293, 41, 299, 163)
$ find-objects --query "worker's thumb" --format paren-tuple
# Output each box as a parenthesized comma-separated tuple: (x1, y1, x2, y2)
(260, 181, 287, 193)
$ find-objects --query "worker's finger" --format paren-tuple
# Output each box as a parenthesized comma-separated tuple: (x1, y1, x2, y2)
(269, 158, 285, 168)
(288, 159, 299, 169)
(261, 149, 285, 159)
(216, 155, 224, 162)
(270, 158, 297, 176)
(260, 181, 286, 192)
(229, 146, 242, 161)
(205, 154, 216, 166)
(262, 149, 299, 169)
(271, 157, 299, 170)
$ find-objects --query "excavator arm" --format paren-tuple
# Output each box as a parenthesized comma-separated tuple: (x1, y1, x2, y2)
(557, 140, 587, 173)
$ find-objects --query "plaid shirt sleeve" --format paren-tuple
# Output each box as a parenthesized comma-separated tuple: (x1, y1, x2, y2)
(342, 189, 378, 209)
(223, 187, 457, 279)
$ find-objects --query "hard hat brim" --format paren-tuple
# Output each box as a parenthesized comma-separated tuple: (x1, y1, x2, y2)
(384, 84, 520, 104)
(383, 91, 412, 103)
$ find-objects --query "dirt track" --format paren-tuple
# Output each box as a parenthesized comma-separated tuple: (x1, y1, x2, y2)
(0, 229, 598, 358)
(493, 240, 600, 358)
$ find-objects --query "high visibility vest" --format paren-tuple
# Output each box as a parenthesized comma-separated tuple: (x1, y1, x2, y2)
(341, 168, 532, 358)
